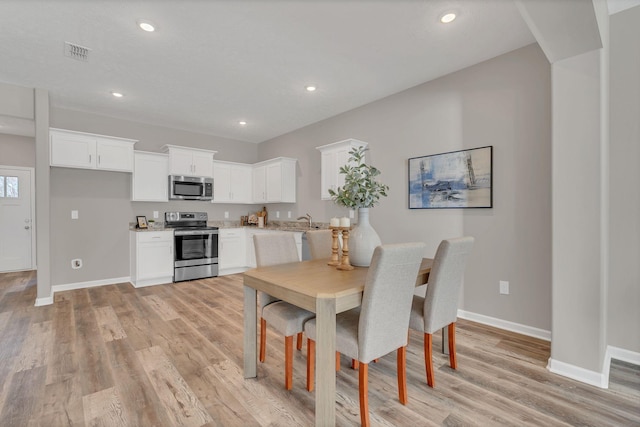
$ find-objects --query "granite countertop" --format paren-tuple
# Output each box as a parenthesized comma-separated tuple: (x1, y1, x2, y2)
(130, 220, 329, 232)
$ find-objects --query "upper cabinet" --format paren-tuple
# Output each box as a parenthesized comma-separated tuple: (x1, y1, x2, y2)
(132, 151, 169, 202)
(162, 145, 217, 178)
(50, 128, 137, 172)
(316, 139, 368, 200)
(252, 157, 297, 203)
(212, 160, 252, 204)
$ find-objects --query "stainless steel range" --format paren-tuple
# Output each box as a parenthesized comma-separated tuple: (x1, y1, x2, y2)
(165, 212, 219, 282)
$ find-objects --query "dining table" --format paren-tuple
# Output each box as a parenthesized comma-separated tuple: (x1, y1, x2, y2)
(243, 257, 432, 427)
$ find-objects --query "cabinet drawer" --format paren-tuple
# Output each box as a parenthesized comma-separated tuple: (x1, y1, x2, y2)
(137, 231, 172, 243)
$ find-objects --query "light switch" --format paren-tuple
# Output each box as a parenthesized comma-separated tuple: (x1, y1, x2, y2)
(276, 211, 280, 218)
(71, 210, 78, 220)
(153, 211, 159, 219)
(224, 211, 229, 219)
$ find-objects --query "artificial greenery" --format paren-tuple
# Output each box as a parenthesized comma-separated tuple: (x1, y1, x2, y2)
(328, 146, 389, 209)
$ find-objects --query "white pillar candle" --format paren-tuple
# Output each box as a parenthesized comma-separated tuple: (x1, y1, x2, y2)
(330, 217, 340, 227)
(339, 217, 350, 227)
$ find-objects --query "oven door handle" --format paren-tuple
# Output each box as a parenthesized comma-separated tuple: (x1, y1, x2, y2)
(174, 230, 219, 236)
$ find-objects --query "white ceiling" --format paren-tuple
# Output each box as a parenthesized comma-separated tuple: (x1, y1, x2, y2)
(0, 1, 609, 144)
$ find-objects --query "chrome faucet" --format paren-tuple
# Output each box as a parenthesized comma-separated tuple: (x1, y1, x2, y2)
(297, 213, 312, 228)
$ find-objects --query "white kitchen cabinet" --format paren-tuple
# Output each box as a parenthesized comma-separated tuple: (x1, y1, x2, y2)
(130, 230, 174, 287)
(162, 145, 217, 177)
(213, 160, 252, 203)
(50, 128, 136, 172)
(132, 151, 169, 202)
(218, 228, 247, 275)
(252, 157, 297, 203)
(316, 139, 368, 200)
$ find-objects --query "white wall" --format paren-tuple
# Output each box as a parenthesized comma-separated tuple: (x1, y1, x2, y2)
(260, 44, 553, 331)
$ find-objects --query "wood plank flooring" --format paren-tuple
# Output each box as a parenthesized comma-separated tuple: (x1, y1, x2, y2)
(0, 270, 638, 426)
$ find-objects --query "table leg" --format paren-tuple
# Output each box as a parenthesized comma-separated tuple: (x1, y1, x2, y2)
(442, 327, 449, 355)
(244, 285, 257, 378)
(315, 296, 336, 427)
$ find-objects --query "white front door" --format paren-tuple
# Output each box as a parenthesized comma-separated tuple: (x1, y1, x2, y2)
(0, 167, 34, 272)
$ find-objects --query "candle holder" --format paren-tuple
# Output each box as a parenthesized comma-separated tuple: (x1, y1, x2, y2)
(329, 226, 354, 271)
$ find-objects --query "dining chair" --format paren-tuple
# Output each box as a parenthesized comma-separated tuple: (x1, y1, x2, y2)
(254, 233, 315, 390)
(305, 229, 334, 259)
(408, 236, 474, 388)
(304, 242, 426, 427)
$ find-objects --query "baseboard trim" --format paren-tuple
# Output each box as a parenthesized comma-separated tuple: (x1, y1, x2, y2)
(457, 309, 551, 341)
(34, 296, 54, 307)
(607, 345, 640, 365)
(547, 358, 608, 388)
(52, 276, 131, 293)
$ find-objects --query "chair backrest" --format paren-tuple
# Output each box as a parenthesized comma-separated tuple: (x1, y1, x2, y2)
(254, 233, 300, 309)
(422, 236, 474, 333)
(358, 242, 426, 362)
(305, 229, 334, 260)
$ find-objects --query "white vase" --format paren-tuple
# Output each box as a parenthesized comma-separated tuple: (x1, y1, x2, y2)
(349, 208, 381, 267)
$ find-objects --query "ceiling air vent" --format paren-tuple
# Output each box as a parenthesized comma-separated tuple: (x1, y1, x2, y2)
(64, 42, 91, 62)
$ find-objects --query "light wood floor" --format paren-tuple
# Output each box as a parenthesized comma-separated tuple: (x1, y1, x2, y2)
(0, 270, 638, 426)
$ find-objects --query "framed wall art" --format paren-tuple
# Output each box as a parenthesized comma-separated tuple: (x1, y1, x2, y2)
(408, 146, 493, 209)
(136, 215, 149, 229)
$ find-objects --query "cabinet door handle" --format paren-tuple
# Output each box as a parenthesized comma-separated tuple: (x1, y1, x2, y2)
(98, 155, 101, 165)
(89, 154, 92, 163)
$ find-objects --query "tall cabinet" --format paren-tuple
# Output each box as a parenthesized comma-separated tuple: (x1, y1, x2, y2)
(316, 139, 368, 200)
(252, 157, 297, 203)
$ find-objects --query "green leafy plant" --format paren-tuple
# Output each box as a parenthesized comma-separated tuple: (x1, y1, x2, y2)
(328, 146, 389, 209)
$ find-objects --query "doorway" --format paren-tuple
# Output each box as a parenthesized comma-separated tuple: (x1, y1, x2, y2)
(0, 166, 36, 272)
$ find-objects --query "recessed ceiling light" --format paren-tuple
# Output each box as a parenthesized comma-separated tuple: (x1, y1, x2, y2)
(305, 85, 317, 92)
(111, 92, 124, 98)
(440, 12, 456, 24)
(239, 121, 247, 126)
(137, 20, 155, 32)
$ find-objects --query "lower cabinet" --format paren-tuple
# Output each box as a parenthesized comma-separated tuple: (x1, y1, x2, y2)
(218, 228, 247, 274)
(218, 228, 302, 275)
(130, 230, 174, 287)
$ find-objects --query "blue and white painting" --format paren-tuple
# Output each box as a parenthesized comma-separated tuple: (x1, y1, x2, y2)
(408, 146, 492, 209)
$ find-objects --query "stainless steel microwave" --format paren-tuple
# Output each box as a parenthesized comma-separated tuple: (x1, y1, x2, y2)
(168, 175, 213, 201)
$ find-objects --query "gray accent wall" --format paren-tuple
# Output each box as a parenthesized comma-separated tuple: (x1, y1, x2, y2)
(260, 44, 553, 331)
(0, 134, 35, 167)
(609, 6, 640, 353)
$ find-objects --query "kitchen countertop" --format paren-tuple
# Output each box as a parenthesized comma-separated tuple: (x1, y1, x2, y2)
(130, 221, 329, 232)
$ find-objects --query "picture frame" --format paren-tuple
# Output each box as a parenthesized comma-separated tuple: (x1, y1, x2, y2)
(408, 146, 493, 209)
(136, 215, 149, 229)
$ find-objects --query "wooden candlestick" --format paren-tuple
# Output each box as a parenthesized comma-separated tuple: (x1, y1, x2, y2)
(328, 227, 340, 266)
(336, 228, 354, 271)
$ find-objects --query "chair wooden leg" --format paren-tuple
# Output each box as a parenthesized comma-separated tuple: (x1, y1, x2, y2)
(352, 359, 359, 370)
(336, 352, 340, 371)
(259, 318, 267, 362)
(306, 339, 315, 392)
(397, 346, 408, 404)
(424, 333, 435, 387)
(373, 358, 379, 363)
(359, 362, 370, 427)
(297, 332, 303, 351)
(285, 335, 293, 390)
(448, 322, 457, 369)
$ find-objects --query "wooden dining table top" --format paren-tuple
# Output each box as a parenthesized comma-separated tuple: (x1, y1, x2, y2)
(243, 257, 432, 313)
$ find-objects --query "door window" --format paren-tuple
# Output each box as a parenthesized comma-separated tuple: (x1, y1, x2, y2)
(0, 176, 19, 198)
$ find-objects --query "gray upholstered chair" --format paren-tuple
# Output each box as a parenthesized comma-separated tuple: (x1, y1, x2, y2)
(304, 242, 426, 427)
(408, 236, 474, 388)
(254, 233, 315, 390)
(305, 229, 334, 260)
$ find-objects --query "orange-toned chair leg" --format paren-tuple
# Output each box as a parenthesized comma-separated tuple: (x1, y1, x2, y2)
(285, 335, 293, 390)
(307, 339, 315, 392)
(425, 332, 435, 387)
(397, 346, 408, 404)
(259, 318, 267, 362)
(373, 359, 379, 363)
(336, 352, 340, 371)
(359, 362, 370, 427)
(448, 322, 457, 369)
(297, 332, 303, 351)
(352, 359, 359, 370)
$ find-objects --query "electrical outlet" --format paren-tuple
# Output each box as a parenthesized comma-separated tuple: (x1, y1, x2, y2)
(499, 280, 509, 295)
(224, 211, 229, 219)
(71, 210, 78, 219)
(276, 211, 280, 218)
(71, 259, 82, 269)
(288, 211, 292, 219)
(153, 211, 159, 219)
